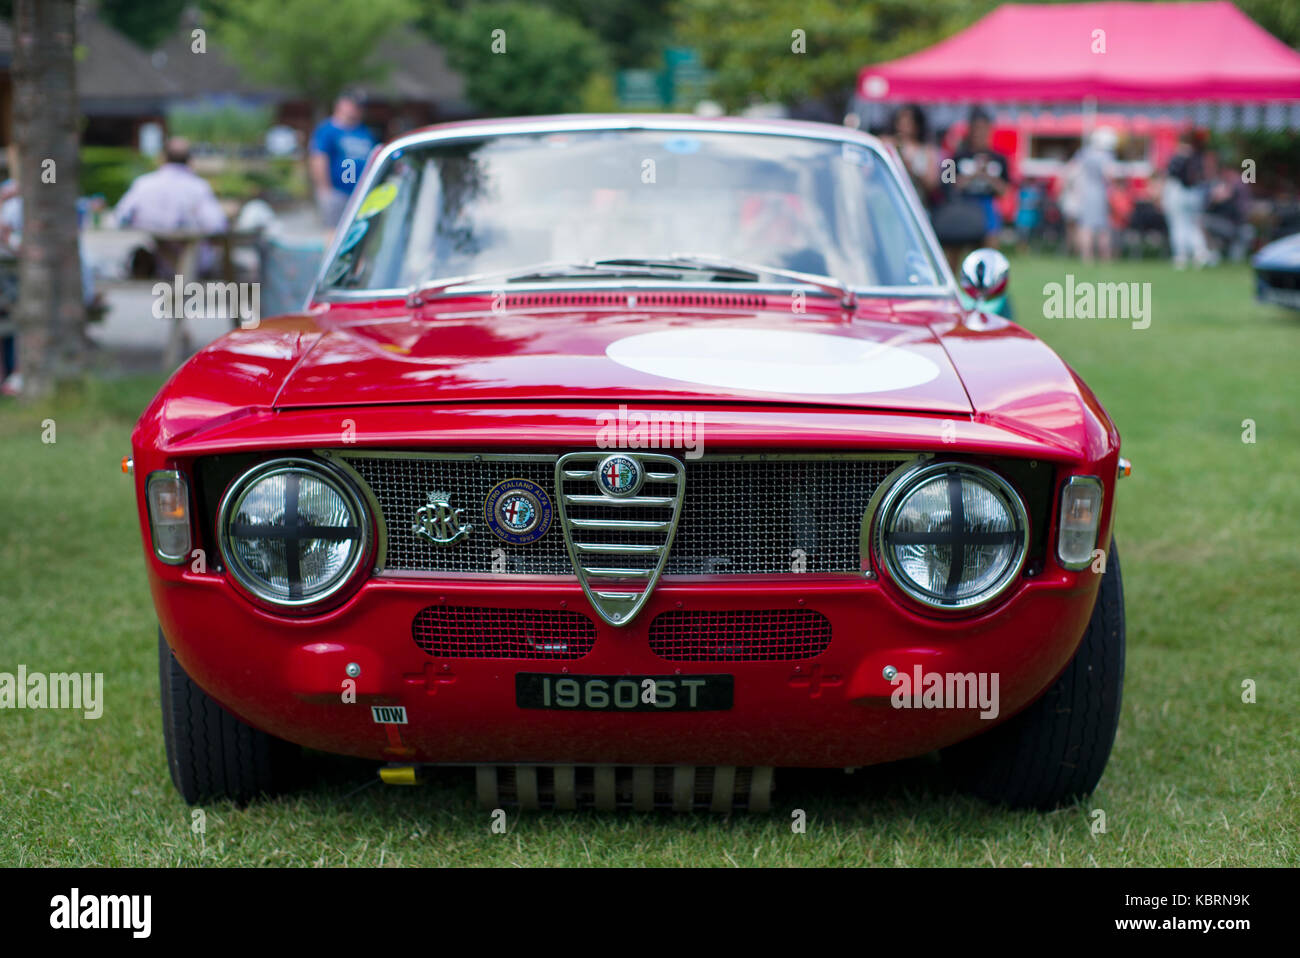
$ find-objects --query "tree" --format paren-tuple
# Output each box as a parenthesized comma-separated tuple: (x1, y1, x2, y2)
(541, 0, 673, 69)
(436, 3, 607, 116)
(673, 0, 994, 117)
(210, 0, 418, 112)
(98, 0, 188, 50)
(13, 0, 86, 400)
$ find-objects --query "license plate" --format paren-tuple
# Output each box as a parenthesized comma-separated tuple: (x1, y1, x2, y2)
(516, 673, 733, 711)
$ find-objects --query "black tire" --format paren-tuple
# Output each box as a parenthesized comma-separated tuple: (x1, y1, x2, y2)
(943, 541, 1125, 809)
(159, 629, 299, 804)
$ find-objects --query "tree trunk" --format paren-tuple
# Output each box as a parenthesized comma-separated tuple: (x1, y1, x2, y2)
(13, 0, 85, 400)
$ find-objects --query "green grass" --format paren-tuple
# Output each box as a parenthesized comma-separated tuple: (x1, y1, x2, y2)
(1, 258, 1297, 866)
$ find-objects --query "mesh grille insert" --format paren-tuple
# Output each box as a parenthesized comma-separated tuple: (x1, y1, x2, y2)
(649, 609, 831, 661)
(340, 453, 907, 575)
(412, 605, 597, 659)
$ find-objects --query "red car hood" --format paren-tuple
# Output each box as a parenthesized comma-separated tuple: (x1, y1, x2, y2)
(272, 305, 973, 414)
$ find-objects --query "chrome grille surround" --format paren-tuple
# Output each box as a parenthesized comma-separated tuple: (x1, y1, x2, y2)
(555, 451, 687, 627)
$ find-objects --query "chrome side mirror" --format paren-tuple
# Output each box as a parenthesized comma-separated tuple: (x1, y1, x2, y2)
(959, 248, 1010, 304)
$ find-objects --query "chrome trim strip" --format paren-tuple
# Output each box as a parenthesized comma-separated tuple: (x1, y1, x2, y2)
(568, 518, 671, 531)
(563, 494, 677, 507)
(325, 450, 931, 464)
(572, 542, 662, 554)
(306, 116, 958, 306)
(582, 566, 653, 579)
(323, 449, 558, 464)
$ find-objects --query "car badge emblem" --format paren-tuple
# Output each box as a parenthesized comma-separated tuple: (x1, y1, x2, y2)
(596, 454, 643, 498)
(412, 490, 472, 546)
(485, 478, 553, 545)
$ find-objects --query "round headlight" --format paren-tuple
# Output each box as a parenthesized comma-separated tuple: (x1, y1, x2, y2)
(874, 462, 1028, 611)
(218, 459, 371, 609)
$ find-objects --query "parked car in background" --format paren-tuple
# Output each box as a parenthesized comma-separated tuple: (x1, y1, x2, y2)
(132, 115, 1127, 812)
(1252, 231, 1300, 310)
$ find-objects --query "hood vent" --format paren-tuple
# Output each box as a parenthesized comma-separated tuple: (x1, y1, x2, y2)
(505, 291, 769, 310)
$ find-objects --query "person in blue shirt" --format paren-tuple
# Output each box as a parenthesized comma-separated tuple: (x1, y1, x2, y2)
(309, 94, 378, 228)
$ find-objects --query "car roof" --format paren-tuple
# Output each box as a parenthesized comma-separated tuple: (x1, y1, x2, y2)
(385, 113, 886, 152)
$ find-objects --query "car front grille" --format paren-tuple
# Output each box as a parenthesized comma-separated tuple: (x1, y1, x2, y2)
(412, 605, 597, 659)
(335, 451, 906, 577)
(648, 609, 832, 661)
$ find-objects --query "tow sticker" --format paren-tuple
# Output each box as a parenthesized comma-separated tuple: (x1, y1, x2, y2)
(371, 705, 408, 725)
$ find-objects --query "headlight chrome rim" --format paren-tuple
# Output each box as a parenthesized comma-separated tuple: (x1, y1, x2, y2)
(873, 461, 1029, 611)
(217, 457, 372, 610)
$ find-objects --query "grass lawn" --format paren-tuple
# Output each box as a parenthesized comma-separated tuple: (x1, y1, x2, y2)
(1, 256, 1296, 867)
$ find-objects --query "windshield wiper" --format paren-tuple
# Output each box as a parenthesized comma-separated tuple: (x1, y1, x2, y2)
(407, 255, 855, 307)
(408, 259, 729, 303)
(590, 257, 760, 282)
(665, 253, 856, 307)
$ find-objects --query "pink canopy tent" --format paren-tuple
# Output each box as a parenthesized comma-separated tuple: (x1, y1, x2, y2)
(858, 2, 1300, 110)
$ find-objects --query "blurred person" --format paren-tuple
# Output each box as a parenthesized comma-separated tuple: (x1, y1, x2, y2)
(1162, 131, 1212, 269)
(1204, 161, 1254, 262)
(1014, 178, 1044, 251)
(0, 178, 18, 394)
(0, 172, 101, 396)
(1071, 127, 1116, 263)
(310, 93, 377, 229)
(884, 104, 939, 210)
(951, 108, 1011, 250)
(115, 137, 228, 278)
(116, 137, 227, 235)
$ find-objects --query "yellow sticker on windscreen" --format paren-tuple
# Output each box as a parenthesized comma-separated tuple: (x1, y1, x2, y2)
(355, 182, 397, 219)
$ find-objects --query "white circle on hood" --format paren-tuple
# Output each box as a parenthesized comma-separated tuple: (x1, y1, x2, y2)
(605, 328, 941, 394)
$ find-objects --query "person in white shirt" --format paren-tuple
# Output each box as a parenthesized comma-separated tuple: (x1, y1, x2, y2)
(115, 137, 227, 276)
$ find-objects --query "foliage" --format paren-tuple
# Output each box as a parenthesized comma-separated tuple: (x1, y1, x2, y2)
(97, 0, 187, 50)
(436, 2, 607, 116)
(78, 146, 152, 205)
(671, 0, 993, 115)
(427, 0, 670, 69)
(208, 0, 417, 111)
(204, 157, 309, 204)
(166, 101, 275, 150)
(541, 0, 673, 69)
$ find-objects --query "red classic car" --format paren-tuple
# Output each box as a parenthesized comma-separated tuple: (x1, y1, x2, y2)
(132, 115, 1126, 812)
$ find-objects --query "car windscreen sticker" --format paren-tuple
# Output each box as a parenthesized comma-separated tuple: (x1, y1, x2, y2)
(662, 135, 701, 154)
(355, 182, 398, 220)
(336, 220, 369, 255)
(605, 328, 940, 395)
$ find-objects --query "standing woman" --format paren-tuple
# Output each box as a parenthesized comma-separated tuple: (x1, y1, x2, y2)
(886, 104, 939, 210)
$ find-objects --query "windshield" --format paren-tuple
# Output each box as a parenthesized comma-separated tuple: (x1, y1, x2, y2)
(320, 129, 943, 293)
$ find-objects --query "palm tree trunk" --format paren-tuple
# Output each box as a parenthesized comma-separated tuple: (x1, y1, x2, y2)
(13, 0, 86, 400)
